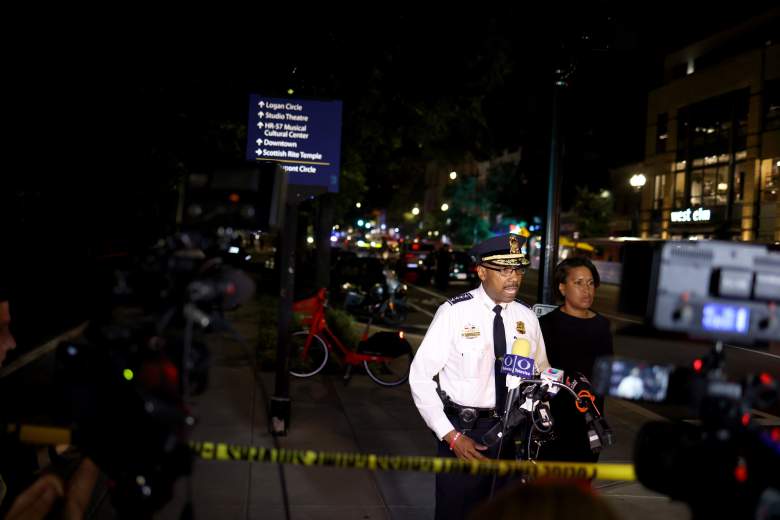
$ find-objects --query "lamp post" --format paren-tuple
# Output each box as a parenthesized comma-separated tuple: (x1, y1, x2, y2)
(629, 174, 646, 237)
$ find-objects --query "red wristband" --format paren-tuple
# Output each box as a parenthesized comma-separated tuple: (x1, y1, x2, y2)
(449, 432, 462, 451)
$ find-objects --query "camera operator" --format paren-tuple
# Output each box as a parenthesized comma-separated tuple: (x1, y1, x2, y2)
(539, 258, 613, 464)
(4, 457, 99, 520)
(0, 269, 98, 520)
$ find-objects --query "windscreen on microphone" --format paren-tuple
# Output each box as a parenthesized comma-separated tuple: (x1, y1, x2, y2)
(511, 338, 531, 357)
(504, 338, 534, 389)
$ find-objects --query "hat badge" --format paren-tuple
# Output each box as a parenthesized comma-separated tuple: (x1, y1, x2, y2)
(509, 234, 520, 254)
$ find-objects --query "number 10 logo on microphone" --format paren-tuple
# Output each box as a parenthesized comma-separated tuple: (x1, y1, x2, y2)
(501, 354, 534, 378)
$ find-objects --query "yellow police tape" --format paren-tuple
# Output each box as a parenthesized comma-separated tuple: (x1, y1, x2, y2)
(189, 442, 636, 481)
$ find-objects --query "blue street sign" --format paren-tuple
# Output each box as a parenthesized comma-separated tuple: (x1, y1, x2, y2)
(500, 354, 535, 378)
(246, 95, 342, 193)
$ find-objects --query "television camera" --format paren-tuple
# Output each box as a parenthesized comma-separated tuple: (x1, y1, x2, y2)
(5, 231, 255, 518)
(593, 240, 780, 520)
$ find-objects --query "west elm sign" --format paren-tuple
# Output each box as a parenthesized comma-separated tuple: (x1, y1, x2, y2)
(671, 207, 712, 223)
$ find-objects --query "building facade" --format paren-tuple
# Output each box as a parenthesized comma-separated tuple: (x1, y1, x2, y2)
(639, 10, 780, 242)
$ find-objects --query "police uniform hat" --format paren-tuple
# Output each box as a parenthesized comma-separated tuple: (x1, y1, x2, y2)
(468, 233, 530, 267)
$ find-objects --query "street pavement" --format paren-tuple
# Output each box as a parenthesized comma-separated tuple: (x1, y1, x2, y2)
(149, 292, 696, 520)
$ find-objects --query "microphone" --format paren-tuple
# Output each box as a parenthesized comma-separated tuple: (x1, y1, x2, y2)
(502, 338, 535, 415)
(565, 372, 616, 451)
(503, 338, 534, 389)
(482, 339, 535, 447)
(482, 403, 528, 447)
(540, 368, 565, 398)
(565, 372, 599, 414)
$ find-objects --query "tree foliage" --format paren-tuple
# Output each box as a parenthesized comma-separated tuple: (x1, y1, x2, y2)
(571, 186, 613, 237)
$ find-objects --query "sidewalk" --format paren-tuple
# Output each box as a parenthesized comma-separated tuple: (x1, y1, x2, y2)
(154, 298, 690, 520)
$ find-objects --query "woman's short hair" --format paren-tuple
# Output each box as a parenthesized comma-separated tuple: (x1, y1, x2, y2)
(554, 257, 600, 300)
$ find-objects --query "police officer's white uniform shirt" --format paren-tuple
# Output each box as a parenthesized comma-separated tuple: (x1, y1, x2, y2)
(409, 284, 550, 440)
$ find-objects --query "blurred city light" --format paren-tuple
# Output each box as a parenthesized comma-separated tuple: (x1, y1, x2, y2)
(629, 174, 647, 189)
(411, 207, 420, 216)
(440, 203, 449, 212)
(306, 236, 314, 244)
(355, 202, 362, 208)
(449, 171, 457, 180)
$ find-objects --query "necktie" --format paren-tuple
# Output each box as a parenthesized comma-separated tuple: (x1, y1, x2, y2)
(493, 305, 507, 414)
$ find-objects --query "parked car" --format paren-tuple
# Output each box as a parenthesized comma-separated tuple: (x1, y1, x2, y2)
(449, 250, 478, 285)
(397, 242, 435, 285)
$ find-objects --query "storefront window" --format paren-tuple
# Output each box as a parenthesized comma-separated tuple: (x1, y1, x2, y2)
(760, 158, 779, 202)
(674, 171, 686, 208)
(653, 174, 666, 210)
(733, 163, 745, 203)
(675, 90, 750, 210)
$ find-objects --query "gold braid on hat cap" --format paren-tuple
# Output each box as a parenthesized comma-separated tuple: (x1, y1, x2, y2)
(480, 234, 530, 266)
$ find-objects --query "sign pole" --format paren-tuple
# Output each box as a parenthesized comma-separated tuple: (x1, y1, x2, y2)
(269, 192, 299, 435)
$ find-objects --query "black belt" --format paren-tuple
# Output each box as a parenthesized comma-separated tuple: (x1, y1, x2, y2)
(444, 404, 499, 422)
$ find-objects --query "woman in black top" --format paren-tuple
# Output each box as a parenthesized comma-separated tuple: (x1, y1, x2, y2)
(539, 257, 613, 463)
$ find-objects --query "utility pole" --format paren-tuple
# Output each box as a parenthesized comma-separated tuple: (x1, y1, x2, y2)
(539, 68, 570, 305)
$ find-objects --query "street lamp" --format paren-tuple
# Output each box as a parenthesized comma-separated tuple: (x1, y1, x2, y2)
(629, 174, 647, 191)
(449, 171, 457, 180)
(629, 173, 647, 237)
(411, 207, 420, 216)
(440, 203, 449, 212)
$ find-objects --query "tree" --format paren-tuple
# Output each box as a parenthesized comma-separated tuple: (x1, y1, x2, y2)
(570, 186, 613, 238)
(444, 176, 491, 246)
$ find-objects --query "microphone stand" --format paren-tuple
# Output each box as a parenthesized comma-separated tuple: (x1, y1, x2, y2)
(488, 380, 583, 498)
(489, 385, 518, 498)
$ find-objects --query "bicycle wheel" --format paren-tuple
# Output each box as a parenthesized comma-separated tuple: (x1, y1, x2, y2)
(364, 351, 412, 386)
(289, 331, 329, 377)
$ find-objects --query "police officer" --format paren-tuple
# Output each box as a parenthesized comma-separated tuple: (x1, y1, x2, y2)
(409, 233, 550, 520)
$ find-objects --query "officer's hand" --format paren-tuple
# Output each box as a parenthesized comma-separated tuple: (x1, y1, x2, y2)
(444, 431, 488, 461)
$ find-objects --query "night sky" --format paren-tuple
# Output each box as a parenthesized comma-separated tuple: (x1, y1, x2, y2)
(5, 3, 777, 241)
(1, 2, 775, 349)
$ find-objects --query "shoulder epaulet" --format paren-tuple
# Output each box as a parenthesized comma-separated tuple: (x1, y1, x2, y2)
(447, 292, 474, 305)
(513, 298, 532, 309)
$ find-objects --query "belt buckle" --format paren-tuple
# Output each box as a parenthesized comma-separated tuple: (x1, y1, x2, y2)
(459, 407, 478, 428)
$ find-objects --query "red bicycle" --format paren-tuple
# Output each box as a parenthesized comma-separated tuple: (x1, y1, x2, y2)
(289, 288, 413, 386)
